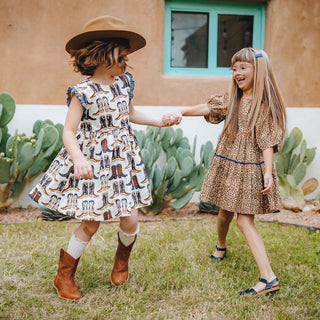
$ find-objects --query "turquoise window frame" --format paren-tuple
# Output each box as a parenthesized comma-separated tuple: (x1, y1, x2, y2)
(164, 0, 265, 76)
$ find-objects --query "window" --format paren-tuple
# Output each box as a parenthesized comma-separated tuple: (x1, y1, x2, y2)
(171, 11, 209, 68)
(164, 0, 265, 76)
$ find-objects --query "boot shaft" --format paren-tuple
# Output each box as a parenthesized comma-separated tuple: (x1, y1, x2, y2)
(110, 233, 137, 286)
(115, 233, 136, 261)
(57, 248, 80, 276)
(54, 248, 82, 301)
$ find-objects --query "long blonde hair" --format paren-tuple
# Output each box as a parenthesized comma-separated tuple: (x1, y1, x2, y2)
(222, 47, 286, 140)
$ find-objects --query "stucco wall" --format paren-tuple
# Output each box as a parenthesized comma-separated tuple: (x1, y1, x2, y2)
(264, 0, 320, 107)
(1, 0, 319, 108)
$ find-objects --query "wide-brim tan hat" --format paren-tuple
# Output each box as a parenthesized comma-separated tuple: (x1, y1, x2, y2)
(66, 15, 146, 54)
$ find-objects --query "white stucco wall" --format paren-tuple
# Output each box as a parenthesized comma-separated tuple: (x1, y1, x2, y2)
(8, 104, 320, 207)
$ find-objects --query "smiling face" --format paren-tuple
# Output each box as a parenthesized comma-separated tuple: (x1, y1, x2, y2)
(231, 61, 255, 97)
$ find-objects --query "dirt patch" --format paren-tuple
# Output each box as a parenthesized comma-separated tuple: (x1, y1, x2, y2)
(0, 203, 319, 230)
(255, 209, 320, 229)
(0, 207, 42, 224)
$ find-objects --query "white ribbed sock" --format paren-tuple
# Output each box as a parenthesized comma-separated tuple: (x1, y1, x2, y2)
(119, 225, 140, 247)
(67, 233, 89, 259)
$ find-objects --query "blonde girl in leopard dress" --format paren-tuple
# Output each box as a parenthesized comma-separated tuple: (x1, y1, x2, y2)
(166, 48, 286, 295)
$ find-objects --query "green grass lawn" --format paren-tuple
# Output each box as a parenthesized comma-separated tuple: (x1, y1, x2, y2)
(0, 218, 319, 320)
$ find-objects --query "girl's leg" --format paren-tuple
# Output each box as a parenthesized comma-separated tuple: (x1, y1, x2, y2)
(236, 213, 278, 292)
(74, 220, 101, 241)
(212, 208, 234, 258)
(54, 220, 100, 301)
(67, 220, 101, 259)
(110, 209, 139, 286)
(119, 208, 139, 235)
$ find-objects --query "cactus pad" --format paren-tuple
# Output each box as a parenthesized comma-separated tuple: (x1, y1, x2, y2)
(0, 93, 16, 127)
(302, 178, 318, 195)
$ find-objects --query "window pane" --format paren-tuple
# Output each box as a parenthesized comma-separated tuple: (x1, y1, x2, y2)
(217, 15, 253, 67)
(171, 11, 209, 68)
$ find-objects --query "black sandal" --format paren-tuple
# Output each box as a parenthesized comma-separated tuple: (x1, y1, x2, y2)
(239, 277, 280, 296)
(210, 245, 227, 262)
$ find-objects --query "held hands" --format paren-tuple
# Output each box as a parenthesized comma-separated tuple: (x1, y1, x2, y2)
(74, 157, 93, 180)
(160, 112, 183, 127)
(261, 172, 273, 195)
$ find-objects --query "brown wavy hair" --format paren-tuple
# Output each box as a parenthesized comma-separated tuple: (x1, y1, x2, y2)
(70, 38, 130, 76)
(223, 47, 286, 141)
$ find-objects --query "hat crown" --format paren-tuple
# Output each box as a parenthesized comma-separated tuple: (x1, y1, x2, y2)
(65, 15, 146, 54)
(83, 15, 127, 33)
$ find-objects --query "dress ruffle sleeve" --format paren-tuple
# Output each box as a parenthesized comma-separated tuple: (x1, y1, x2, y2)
(255, 112, 282, 153)
(125, 72, 134, 104)
(204, 93, 228, 124)
(66, 86, 89, 119)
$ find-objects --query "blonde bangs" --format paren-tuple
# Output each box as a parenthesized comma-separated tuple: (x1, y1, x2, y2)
(231, 48, 254, 65)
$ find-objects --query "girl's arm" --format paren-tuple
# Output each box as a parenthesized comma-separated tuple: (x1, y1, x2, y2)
(63, 95, 93, 179)
(161, 103, 210, 126)
(261, 147, 274, 195)
(129, 102, 167, 127)
(178, 103, 210, 117)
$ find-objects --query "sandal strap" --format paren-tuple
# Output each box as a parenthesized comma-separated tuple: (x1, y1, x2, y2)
(258, 277, 268, 284)
(239, 287, 257, 295)
(259, 277, 279, 290)
(210, 254, 224, 262)
(216, 244, 227, 251)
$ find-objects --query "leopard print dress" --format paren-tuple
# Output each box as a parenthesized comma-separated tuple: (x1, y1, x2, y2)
(200, 94, 282, 215)
(29, 72, 152, 221)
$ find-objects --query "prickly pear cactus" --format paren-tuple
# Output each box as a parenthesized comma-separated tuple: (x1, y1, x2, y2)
(0, 92, 63, 208)
(275, 127, 317, 203)
(135, 126, 215, 214)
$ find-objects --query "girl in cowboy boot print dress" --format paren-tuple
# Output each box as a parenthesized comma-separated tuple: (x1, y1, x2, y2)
(29, 15, 177, 301)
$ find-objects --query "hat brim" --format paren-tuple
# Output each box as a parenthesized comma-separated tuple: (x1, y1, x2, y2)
(65, 30, 146, 54)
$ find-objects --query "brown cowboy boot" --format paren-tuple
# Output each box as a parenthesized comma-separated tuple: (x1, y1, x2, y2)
(109, 165, 118, 180)
(117, 163, 127, 178)
(53, 249, 82, 301)
(110, 233, 137, 286)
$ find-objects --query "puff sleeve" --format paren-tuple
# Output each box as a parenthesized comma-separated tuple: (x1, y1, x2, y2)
(204, 93, 228, 124)
(255, 112, 282, 153)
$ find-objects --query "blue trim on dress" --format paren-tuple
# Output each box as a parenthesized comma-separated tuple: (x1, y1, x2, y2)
(66, 85, 89, 119)
(215, 153, 264, 165)
(125, 72, 134, 103)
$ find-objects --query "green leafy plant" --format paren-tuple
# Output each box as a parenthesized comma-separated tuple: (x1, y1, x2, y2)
(135, 126, 215, 214)
(275, 127, 318, 203)
(40, 207, 72, 221)
(198, 201, 219, 214)
(0, 92, 63, 208)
